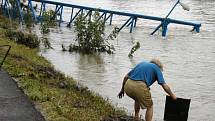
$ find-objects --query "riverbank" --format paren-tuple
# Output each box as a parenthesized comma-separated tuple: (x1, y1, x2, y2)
(0, 15, 126, 121)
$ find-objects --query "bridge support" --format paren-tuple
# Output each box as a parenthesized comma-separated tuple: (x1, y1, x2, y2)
(38, 2, 46, 21)
(1, 0, 10, 16)
(118, 17, 136, 33)
(83, 10, 92, 20)
(67, 8, 83, 27)
(162, 19, 170, 37)
(15, 0, 24, 23)
(194, 25, 200, 33)
(51, 5, 64, 26)
(27, 0, 37, 21)
(0, 0, 24, 23)
(109, 13, 113, 25)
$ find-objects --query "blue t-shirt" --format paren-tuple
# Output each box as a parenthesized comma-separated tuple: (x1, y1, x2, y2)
(128, 61, 166, 87)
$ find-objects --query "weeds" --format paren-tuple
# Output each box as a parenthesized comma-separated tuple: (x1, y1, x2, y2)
(40, 10, 57, 34)
(4, 29, 40, 48)
(128, 42, 140, 57)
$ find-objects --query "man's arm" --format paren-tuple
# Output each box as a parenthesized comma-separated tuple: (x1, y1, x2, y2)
(121, 74, 129, 91)
(161, 84, 177, 100)
(118, 74, 129, 98)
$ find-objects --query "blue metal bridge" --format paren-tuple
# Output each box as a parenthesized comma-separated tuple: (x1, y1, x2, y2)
(0, 0, 201, 37)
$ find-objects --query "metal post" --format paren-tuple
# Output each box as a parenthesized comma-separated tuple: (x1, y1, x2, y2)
(16, 0, 24, 23)
(67, 7, 74, 27)
(129, 17, 134, 33)
(3, 0, 10, 16)
(165, 0, 180, 18)
(194, 25, 200, 33)
(83, 10, 92, 20)
(1, 0, 3, 7)
(59, 5, 63, 26)
(151, 22, 162, 35)
(70, 7, 74, 20)
(134, 17, 137, 27)
(88, 10, 92, 22)
(162, 24, 167, 37)
(127, 17, 137, 28)
(96, 12, 105, 21)
(104, 13, 111, 22)
(52, 5, 61, 19)
(52, 5, 63, 24)
(39, 2, 44, 18)
(81, 9, 83, 15)
(0, 45, 11, 69)
(109, 13, 113, 25)
(118, 17, 132, 32)
(55, 4, 58, 13)
(103, 12, 106, 22)
(151, 0, 180, 36)
(39, 2, 46, 21)
(28, 0, 37, 21)
(127, 20, 132, 27)
(67, 8, 82, 27)
(162, 19, 170, 37)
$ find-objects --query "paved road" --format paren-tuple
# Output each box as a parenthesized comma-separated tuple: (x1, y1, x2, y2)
(0, 69, 46, 121)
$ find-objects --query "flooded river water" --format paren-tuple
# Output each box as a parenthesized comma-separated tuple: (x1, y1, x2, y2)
(37, 0, 215, 120)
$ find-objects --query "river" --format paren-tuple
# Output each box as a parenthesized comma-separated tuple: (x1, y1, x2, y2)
(36, 0, 215, 120)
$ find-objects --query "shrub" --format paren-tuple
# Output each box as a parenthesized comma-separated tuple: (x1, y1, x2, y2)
(4, 29, 40, 48)
(68, 11, 118, 54)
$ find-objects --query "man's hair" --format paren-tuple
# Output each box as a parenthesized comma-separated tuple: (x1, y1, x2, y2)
(150, 58, 164, 71)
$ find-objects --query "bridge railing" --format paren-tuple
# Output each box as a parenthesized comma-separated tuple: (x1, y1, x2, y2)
(1, 0, 201, 37)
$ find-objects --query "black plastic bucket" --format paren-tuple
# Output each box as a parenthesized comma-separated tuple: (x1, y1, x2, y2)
(164, 96, 191, 121)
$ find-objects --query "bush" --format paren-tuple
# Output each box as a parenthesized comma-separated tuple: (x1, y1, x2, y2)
(68, 11, 117, 54)
(5, 29, 40, 48)
(40, 10, 57, 34)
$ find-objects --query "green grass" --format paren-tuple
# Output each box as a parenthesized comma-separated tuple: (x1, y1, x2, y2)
(0, 15, 126, 121)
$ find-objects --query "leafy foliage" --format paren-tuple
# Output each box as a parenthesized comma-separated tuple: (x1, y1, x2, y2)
(40, 10, 57, 34)
(68, 11, 118, 54)
(40, 37, 53, 49)
(41, 10, 57, 27)
(128, 42, 140, 57)
(4, 29, 40, 48)
(24, 9, 35, 29)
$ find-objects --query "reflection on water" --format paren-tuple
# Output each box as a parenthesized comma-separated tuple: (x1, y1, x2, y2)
(39, 0, 215, 120)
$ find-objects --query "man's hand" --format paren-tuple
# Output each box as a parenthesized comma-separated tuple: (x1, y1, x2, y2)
(171, 95, 177, 101)
(118, 90, 124, 99)
(162, 84, 177, 101)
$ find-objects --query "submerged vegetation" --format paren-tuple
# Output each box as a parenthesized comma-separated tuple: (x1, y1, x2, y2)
(40, 10, 58, 34)
(66, 11, 119, 54)
(0, 15, 126, 120)
(4, 29, 40, 48)
(128, 42, 140, 57)
(62, 11, 140, 56)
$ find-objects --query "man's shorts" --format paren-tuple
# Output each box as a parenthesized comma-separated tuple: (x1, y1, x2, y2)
(124, 79, 153, 108)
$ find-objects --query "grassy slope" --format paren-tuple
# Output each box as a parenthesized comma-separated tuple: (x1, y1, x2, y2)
(0, 16, 125, 121)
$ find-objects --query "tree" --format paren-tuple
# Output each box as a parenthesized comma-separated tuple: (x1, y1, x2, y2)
(68, 11, 118, 54)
